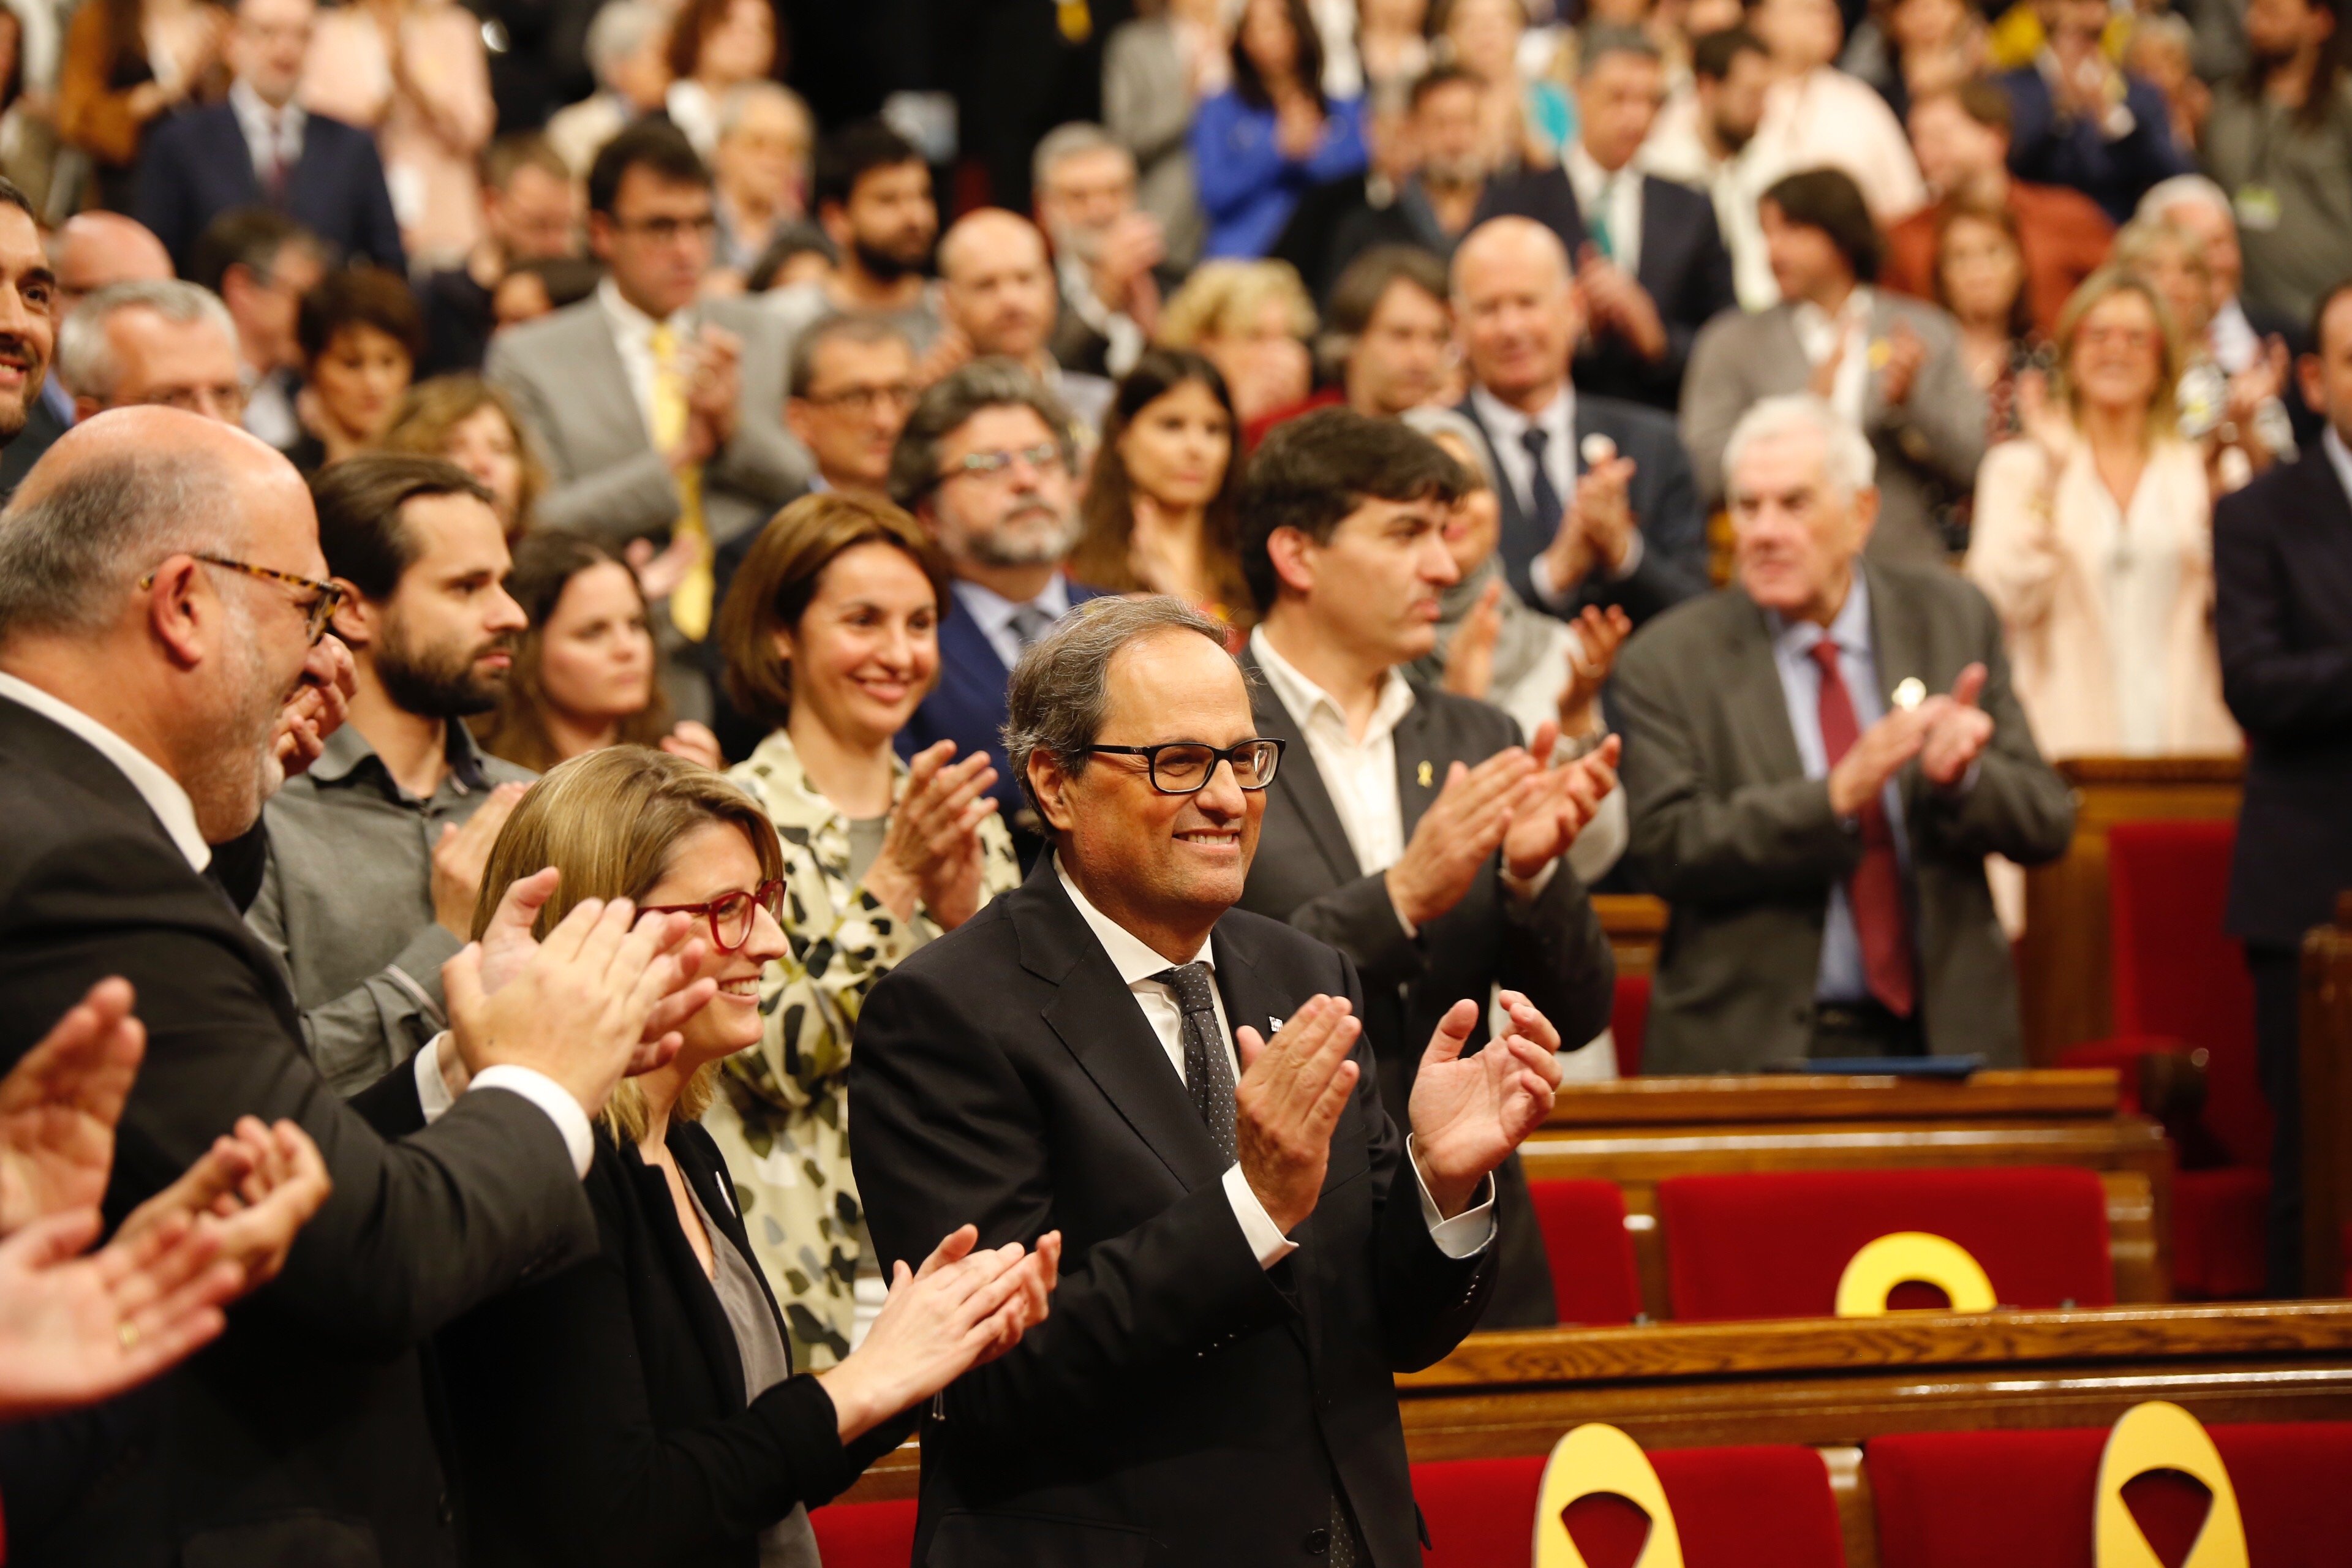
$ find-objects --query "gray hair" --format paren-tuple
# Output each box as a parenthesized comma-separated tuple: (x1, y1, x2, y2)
(0, 449, 236, 643)
(1400, 405, 1495, 489)
(58, 281, 237, 402)
(1580, 24, 1662, 75)
(1002, 595, 1234, 821)
(2136, 173, 2233, 230)
(1031, 121, 1129, 198)
(787, 311, 914, 399)
(718, 80, 809, 143)
(585, 0, 662, 81)
(886, 356, 1078, 508)
(1722, 393, 1877, 503)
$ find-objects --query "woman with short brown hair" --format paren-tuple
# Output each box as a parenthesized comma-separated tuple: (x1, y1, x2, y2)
(707, 491, 1020, 1370)
(383, 375, 549, 537)
(292, 266, 424, 470)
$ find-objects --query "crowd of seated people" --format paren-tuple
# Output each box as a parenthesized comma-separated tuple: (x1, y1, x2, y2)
(0, 0, 2348, 1559)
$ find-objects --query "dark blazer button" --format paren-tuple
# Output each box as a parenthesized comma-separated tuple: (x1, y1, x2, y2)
(1303, 1527, 1330, 1555)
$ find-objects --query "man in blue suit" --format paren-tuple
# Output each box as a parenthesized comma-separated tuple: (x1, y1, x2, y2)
(1997, 0, 2192, 224)
(135, 0, 405, 276)
(887, 358, 1106, 869)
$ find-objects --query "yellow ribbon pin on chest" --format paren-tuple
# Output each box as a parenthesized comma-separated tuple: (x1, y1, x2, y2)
(1417, 761, 1434, 788)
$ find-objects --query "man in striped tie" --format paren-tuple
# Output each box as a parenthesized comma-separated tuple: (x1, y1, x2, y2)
(1611, 393, 2075, 1073)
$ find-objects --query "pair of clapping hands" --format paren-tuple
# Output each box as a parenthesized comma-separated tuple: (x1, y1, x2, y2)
(0, 980, 334, 1420)
(1826, 663, 1997, 818)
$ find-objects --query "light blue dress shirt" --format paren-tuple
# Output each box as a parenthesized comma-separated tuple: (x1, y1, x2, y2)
(951, 573, 1074, 673)
(1765, 573, 1914, 1005)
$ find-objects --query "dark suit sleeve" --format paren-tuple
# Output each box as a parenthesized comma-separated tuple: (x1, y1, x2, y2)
(1907, 582, 2076, 865)
(1275, 871, 1427, 993)
(1611, 424, 1709, 619)
(2216, 483, 2352, 736)
(1494, 861, 1615, 1052)
(850, 960, 1292, 1440)
(1612, 639, 1866, 905)
(0, 831, 595, 1360)
(350, 129, 410, 274)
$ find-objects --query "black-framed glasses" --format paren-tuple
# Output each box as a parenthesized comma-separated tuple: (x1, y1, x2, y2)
(1088, 738, 1286, 794)
(140, 553, 347, 644)
(641, 878, 786, 952)
(611, 212, 721, 243)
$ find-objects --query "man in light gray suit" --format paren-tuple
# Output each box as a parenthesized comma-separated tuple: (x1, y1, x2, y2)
(1611, 396, 2073, 1074)
(487, 119, 806, 720)
(1680, 168, 1985, 568)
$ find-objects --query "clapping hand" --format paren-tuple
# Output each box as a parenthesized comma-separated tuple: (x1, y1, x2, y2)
(1576, 245, 1668, 362)
(1442, 578, 1506, 701)
(115, 1115, 332, 1294)
(1558, 604, 1633, 737)
(679, 325, 743, 462)
(1384, 749, 1536, 928)
(0, 978, 145, 1237)
(1408, 992, 1563, 1218)
(1878, 323, 1926, 408)
(1915, 663, 1992, 790)
(862, 741, 1001, 930)
(658, 722, 725, 771)
(432, 783, 530, 939)
(1545, 454, 1639, 590)
(272, 635, 356, 782)
(1233, 997, 1363, 1234)
(1502, 734, 1623, 882)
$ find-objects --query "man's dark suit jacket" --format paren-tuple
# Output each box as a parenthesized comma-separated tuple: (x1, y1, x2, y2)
(1996, 66, 2193, 224)
(0, 385, 71, 498)
(135, 102, 408, 275)
(2215, 448, 2352, 947)
(1236, 655, 1614, 1328)
(1457, 390, 1708, 626)
(893, 576, 1107, 863)
(848, 862, 1496, 1567)
(1608, 562, 2077, 1073)
(437, 1120, 903, 1567)
(1569, 175, 1738, 412)
(1278, 165, 1586, 305)
(0, 696, 594, 1566)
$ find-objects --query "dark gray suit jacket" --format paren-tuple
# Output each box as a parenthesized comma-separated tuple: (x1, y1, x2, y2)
(0, 696, 596, 1566)
(1234, 652, 1615, 1327)
(1680, 293, 1987, 569)
(1608, 563, 2076, 1073)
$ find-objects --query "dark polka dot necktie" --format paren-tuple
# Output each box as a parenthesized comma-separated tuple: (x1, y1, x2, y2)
(1152, 962, 1235, 1159)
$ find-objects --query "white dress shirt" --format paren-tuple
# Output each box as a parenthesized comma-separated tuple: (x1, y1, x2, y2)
(1791, 287, 1875, 428)
(951, 574, 1074, 673)
(1640, 91, 1781, 309)
(1055, 861, 1496, 1264)
(1467, 383, 1646, 607)
(1251, 627, 1417, 913)
(597, 278, 687, 443)
(1565, 141, 1644, 277)
(228, 79, 306, 183)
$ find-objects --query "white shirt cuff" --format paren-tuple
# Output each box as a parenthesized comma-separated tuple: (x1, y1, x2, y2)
(1605, 528, 1645, 582)
(1223, 1163, 1298, 1268)
(1389, 884, 1420, 940)
(1408, 1135, 1497, 1257)
(1528, 550, 1572, 611)
(415, 1035, 595, 1180)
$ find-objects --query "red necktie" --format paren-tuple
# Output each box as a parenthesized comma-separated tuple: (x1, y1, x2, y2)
(1809, 639, 1916, 1017)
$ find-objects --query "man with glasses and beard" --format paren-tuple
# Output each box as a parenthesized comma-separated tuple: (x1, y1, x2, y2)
(245, 454, 538, 1094)
(766, 118, 953, 372)
(889, 358, 1106, 868)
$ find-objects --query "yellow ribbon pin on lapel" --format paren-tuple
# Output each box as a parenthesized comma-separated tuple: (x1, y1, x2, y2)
(1417, 761, 1433, 788)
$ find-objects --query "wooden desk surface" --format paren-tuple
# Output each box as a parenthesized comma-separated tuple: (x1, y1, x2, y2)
(1542, 1069, 2122, 1129)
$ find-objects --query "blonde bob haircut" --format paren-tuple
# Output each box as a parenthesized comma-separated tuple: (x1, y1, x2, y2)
(2050, 264, 2184, 446)
(1156, 258, 1317, 351)
(471, 746, 786, 1144)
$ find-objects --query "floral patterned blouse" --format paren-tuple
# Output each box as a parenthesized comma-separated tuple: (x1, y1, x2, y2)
(701, 729, 1020, 1370)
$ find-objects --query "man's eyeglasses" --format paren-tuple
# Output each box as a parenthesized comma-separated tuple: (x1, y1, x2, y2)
(140, 554, 347, 644)
(641, 878, 786, 952)
(802, 382, 919, 415)
(947, 442, 1063, 482)
(1088, 739, 1286, 795)
(611, 213, 721, 244)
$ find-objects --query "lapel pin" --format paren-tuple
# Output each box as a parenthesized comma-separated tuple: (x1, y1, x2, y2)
(1868, 337, 1893, 370)
(1417, 760, 1434, 788)
(1269, 1017, 1285, 1034)
(1579, 432, 1616, 467)
(1892, 677, 1926, 710)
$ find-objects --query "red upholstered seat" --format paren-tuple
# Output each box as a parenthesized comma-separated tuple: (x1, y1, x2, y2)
(808, 1499, 917, 1567)
(1526, 1180, 1643, 1326)
(2057, 819, 2270, 1300)
(1868, 1421, 2352, 1568)
(1611, 973, 1649, 1077)
(1415, 1444, 1846, 1568)
(1656, 1166, 2113, 1321)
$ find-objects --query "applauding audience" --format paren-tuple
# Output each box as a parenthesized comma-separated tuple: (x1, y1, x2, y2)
(708, 492, 1020, 1366)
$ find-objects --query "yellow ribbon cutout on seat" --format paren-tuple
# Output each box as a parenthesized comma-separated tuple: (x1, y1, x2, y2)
(648, 323, 713, 641)
(1834, 1232, 1997, 1316)
(2095, 1401, 2248, 1568)
(1534, 1423, 1684, 1568)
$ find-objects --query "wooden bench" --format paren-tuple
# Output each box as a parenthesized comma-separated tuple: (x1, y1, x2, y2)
(1522, 1069, 2173, 1311)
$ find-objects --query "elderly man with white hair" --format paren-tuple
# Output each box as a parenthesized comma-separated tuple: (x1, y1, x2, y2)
(56, 279, 249, 426)
(2134, 173, 2296, 376)
(1033, 121, 1166, 379)
(1610, 393, 2075, 1074)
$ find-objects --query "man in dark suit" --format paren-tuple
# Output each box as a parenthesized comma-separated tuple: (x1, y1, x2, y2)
(134, 0, 406, 276)
(1452, 217, 1709, 628)
(1996, 0, 2192, 223)
(1563, 31, 1738, 410)
(1234, 409, 1617, 1329)
(851, 592, 1569, 1566)
(0, 407, 703, 1564)
(886, 358, 1107, 867)
(2214, 280, 2352, 1295)
(1612, 394, 2075, 1074)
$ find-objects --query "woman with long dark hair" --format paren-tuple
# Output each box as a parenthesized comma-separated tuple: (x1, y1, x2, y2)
(1069, 347, 1253, 639)
(1190, 0, 1366, 258)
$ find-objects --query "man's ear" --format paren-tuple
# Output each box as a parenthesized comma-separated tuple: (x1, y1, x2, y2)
(145, 556, 209, 671)
(784, 398, 816, 449)
(327, 579, 375, 651)
(2299, 353, 2328, 417)
(586, 210, 616, 264)
(1029, 750, 1076, 835)
(818, 201, 851, 254)
(1264, 525, 1317, 600)
(1850, 484, 1882, 550)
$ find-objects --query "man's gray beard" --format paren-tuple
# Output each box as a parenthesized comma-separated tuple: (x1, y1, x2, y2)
(184, 610, 287, 844)
(965, 506, 1083, 568)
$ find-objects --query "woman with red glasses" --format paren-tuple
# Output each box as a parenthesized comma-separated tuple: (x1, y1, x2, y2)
(707, 491, 1022, 1374)
(434, 744, 1057, 1567)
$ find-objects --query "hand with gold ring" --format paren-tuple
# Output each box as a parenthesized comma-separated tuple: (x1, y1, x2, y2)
(1556, 604, 1634, 739)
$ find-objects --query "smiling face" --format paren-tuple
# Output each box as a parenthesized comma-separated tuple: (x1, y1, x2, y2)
(1039, 628, 1262, 938)
(2064, 287, 2165, 418)
(778, 540, 941, 752)
(1453, 222, 1580, 409)
(639, 819, 786, 1062)
(538, 560, 655, 726)
(1118, 378, 1234, 511)
(0, 205, 55, 441)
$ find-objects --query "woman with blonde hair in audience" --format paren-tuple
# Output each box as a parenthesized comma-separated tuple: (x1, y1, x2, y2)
(474, 530, 724, 774)
(1069, 347, 1253, 641)
(2111, 216, 2295, 491)
(706, 491, 1021, 1370)
(1156, 257, 1317, 428)
(383, 374, 548, 537)
(301, 0, 494, 267)
(436, 744, 1058, 1567)
(661, 0, 777, 158)
(1966, 266, 2239, 763)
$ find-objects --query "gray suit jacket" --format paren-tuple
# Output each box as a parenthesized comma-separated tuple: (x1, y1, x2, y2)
(1608, 562, 2076, 1073)
(1679, 293, 1986, 568)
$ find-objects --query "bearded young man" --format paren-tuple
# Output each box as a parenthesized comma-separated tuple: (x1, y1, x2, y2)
(246, 455, 537, 1094)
